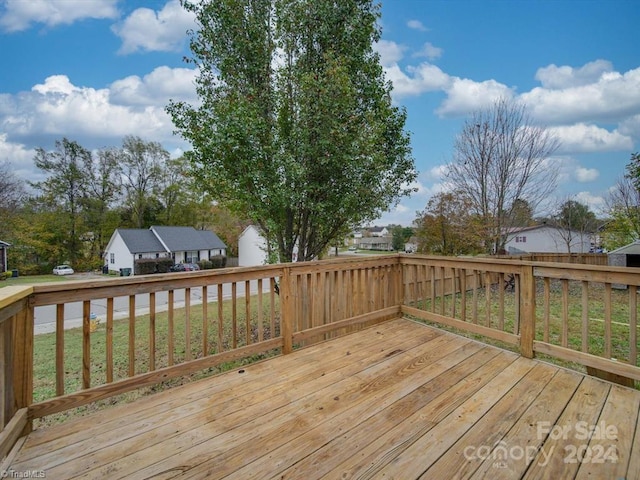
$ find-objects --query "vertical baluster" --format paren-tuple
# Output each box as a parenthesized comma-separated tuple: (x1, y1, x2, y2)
(269, 278, 276, 339)
(472, 271, 479, 324)
(202, 285, 208, 356)
(185, 287, 191, 361)
(257, 279, 263, 342)
(543, 278, 550, 342)
(168, 290, 174, 366)
(630, 285, 637, 366)
(232, 282, 237, 348)
(128, 295, 135, 376)
(561, 279, 569, 348)
(498, 273, 505, 330)
(604, 282, 612, 358)
(484, 271, 491, 327)
(106, 298, 113, 383)
(55, 304, 64, 396)
(149, 292, 155, 371)
(245, 280, 251, 345)
(460, 268, 467, 322)
(82, 300, 91, 389)
(581, 281, 589, 353)
(217, 284, 224, 351)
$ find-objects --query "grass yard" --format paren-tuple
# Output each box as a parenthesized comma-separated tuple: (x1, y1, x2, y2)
(412, 278, 640, 389)
(33, 293, 281, 428)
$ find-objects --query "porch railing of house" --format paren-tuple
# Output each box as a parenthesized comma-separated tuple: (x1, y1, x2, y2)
(1, 254, 639, 459)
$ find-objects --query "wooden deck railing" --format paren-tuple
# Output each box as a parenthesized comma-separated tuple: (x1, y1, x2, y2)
(1, 254, 639, 460)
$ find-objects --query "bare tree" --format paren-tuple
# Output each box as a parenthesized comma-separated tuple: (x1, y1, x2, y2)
(446, 98, 559, 254)
(0, 161, 26, 238)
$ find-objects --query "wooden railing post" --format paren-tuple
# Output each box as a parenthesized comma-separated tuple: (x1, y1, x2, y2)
(281, 266, 294, 354)
(519, 264, 535, 358)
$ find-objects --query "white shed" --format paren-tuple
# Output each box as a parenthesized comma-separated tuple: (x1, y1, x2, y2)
(238, 225, 269, 267)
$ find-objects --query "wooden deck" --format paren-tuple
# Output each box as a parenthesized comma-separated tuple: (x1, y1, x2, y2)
(4, 318, 640, 479)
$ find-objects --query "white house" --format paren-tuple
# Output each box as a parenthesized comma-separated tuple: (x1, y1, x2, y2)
(238, 225, 269, 267)
(368, 226, 389, 237)
(103, 226, 226, 275)
(504, 225, 591, 254)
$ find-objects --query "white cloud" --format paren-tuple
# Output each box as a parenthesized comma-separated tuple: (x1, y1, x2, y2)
(110, 66, 198, 106)
(522, 66, 640, 125)
(437, 78, 515, 117)
(535, 60, 613, 89)
(574, 191, 606, 214)
(413, 42, 443, 61)
(550, 123, 634, 154)
(0, 71, 196, 169)
(112, 0, 195, 54)
(387, 63, 451, 98)
(0, 134, 35, 177)
(407, 20, 428, 32)
(0, 0, 118, 32)
(374, 39, 406, 67)
(575, 167, 599, 183)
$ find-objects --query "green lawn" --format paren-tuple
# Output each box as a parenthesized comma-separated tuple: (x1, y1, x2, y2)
(33, 293, 281, 427)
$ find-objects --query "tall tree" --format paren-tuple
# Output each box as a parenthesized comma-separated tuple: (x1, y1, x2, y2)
(446, 98, 559, 254)
(118, 136, 168, 228)
(551, 198, 597, 253)
(31, 138, 91, 265)
(603, 153, 640, 249)
(0, 161, 25, 238)
(82, 147, 122, 265)
(168, 0, 416, 262)
(414, 191, 483, 255)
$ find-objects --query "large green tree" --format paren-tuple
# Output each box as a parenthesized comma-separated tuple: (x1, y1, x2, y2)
(603, 152, 640, 249)
(168, 0, 415, 262)
(118, 136, 168, 229)
(551, 198, 597, 253)
(414, 191, 484, 255)
(31, 138, 92, 265)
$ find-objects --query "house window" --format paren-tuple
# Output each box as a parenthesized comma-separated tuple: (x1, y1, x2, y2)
(185, 251, 198, 263)
(515, 236, 527, 243)
(110, 253, 115, 264)
(138, 254, 142, 259)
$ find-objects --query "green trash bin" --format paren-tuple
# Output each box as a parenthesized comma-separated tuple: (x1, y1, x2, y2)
(121, 268, 132, 276)
(11, 269, 18, 278)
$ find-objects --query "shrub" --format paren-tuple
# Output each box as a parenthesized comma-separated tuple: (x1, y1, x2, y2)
(210, 255, 227, 269)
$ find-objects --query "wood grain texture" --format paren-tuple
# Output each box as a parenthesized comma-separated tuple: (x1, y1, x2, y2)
(7, 319, 638, 480)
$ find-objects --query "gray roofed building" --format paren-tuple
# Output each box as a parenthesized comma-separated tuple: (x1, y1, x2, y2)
(118, 229, 167, 254)
(151, 226, 226, 252)
(103, 226, 227, 276)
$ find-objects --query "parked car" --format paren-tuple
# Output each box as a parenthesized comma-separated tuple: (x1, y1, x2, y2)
(53, 264, 74, 275)
(170, 263, 200, 272)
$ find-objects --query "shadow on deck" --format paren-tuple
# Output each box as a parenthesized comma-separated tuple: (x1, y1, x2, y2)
(3, 318, 639, 479)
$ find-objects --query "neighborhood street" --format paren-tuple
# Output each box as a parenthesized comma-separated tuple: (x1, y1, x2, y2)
(34, 280, 266, 334)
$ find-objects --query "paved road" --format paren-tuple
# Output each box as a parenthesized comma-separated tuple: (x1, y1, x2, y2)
(34, 280, 267, 334)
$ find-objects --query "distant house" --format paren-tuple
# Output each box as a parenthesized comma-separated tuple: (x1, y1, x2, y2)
(238, 225, 269, 267)
(103, 226, 226, 275)
(358, 236, 393, 251)
(503, 225, 590, 254)
(368, 226, 389, 238)
(0, 240, 10, 273)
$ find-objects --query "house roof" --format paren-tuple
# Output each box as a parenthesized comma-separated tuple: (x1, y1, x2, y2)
(609, 240, 640, 255)
(151, 226, 226, 251)
(118, 229, 167, 254)
(0, 240, 10, 247)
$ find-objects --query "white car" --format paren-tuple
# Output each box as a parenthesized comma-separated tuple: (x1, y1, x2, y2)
(53, 265, 74, 275)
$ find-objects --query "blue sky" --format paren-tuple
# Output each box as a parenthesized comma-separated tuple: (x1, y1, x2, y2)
(1, 0, 639, 227)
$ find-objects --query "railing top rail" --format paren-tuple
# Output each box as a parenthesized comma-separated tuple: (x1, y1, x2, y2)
(0, 285, 33, 310)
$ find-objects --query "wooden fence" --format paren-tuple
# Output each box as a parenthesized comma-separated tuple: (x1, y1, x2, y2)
(1, 253, 639, 460)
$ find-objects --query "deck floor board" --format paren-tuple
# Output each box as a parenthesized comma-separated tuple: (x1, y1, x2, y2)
(6, 318, 639, 479)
